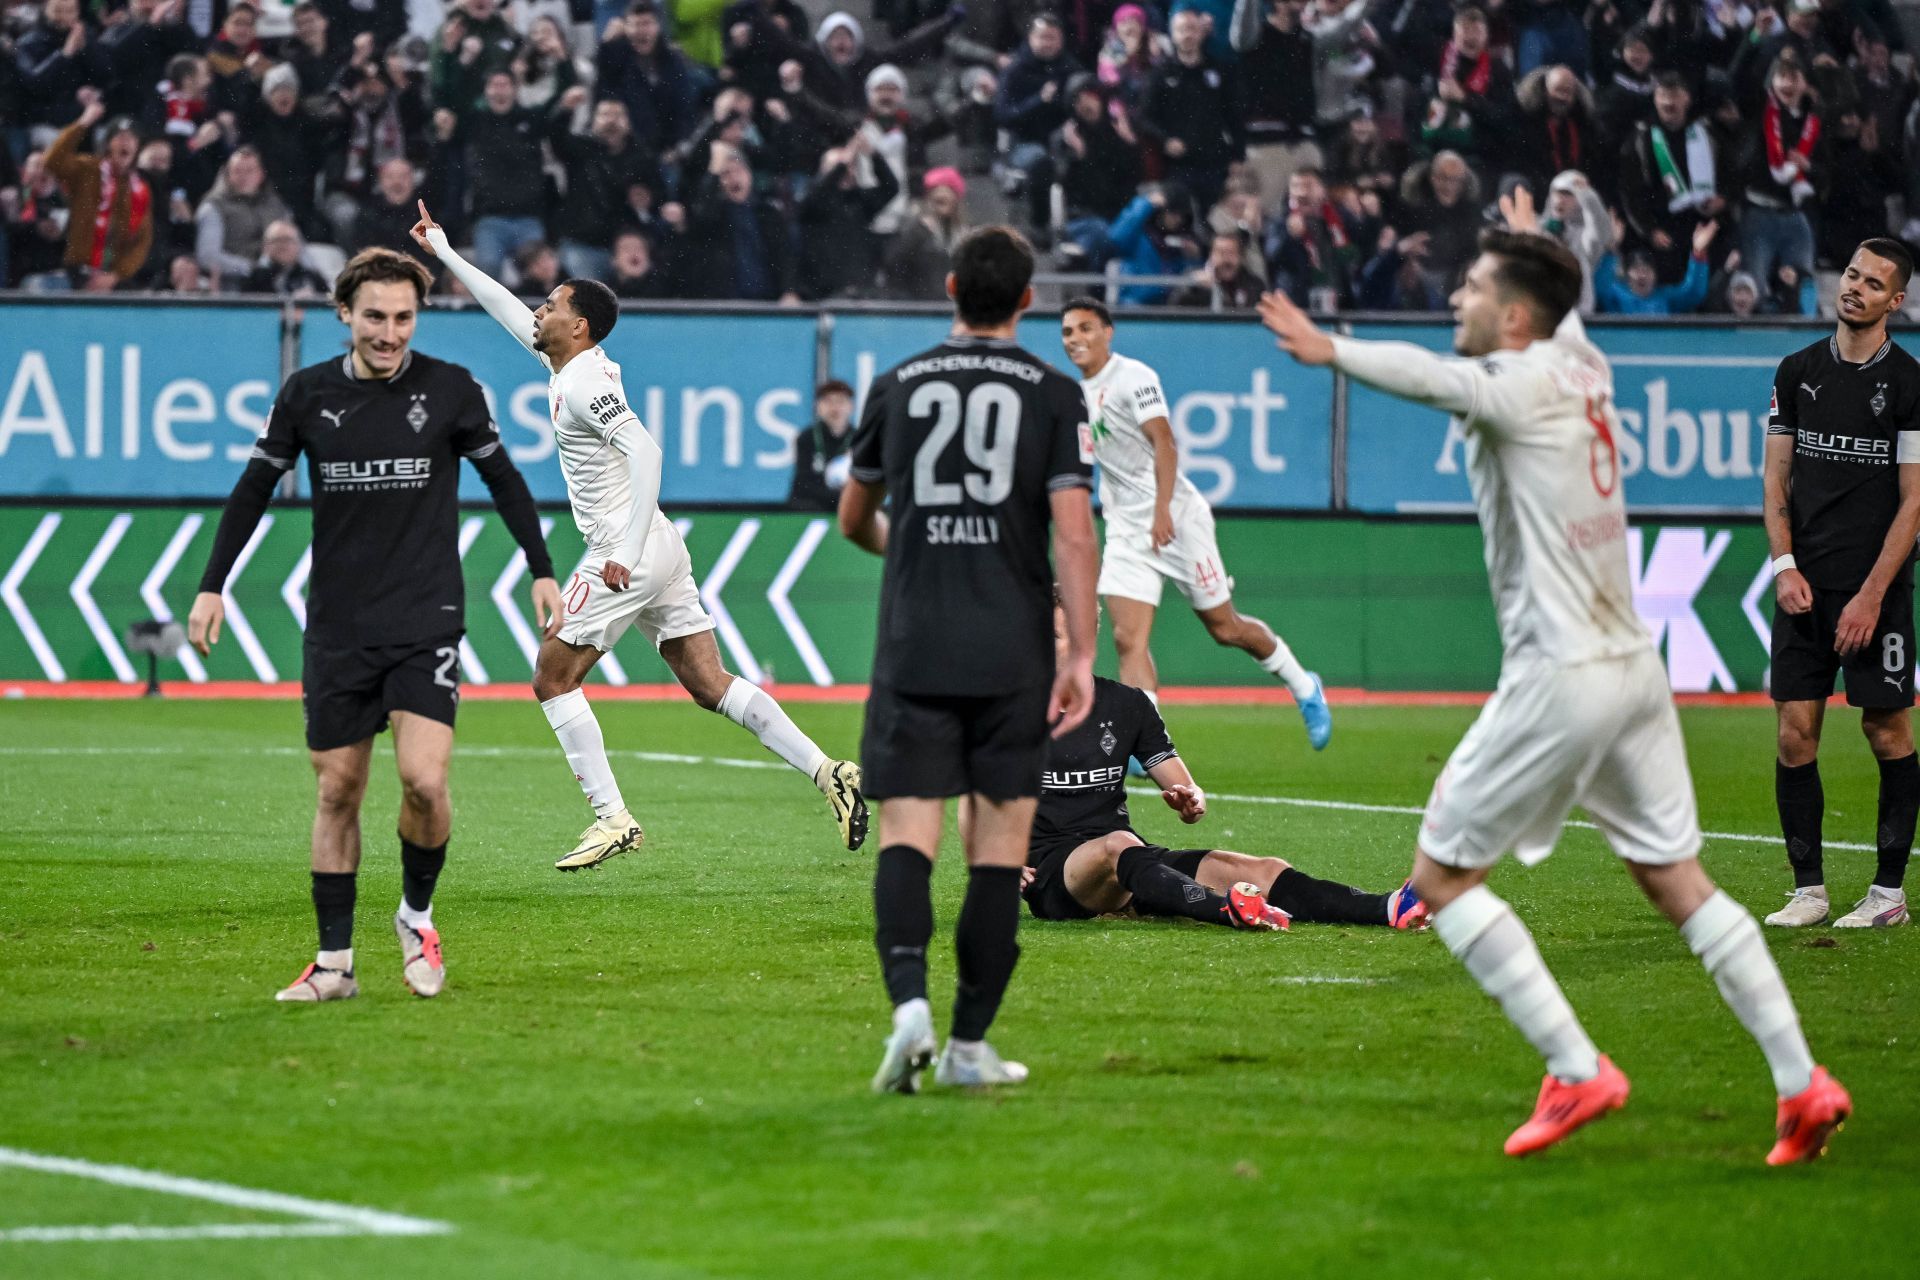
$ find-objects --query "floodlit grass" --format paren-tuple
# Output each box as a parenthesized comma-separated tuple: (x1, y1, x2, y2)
(0, 698, 1910, 1279)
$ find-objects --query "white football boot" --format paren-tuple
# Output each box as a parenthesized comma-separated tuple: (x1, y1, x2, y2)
(555, 809, 644, 871)
(871, 997, 938, 1094)
(934, 1039, 1029, 1088)
(395, 912, 446, 996)
(1764, 886, 1830, 928)
(816, 759, 869, 851)
(1832, 886, 1910, 928)
(275, 962, 359, 1003)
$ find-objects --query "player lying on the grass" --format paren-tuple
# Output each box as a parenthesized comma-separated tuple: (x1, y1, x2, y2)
(410, 202, 867, 869)
(975, 598, 1423, 930)
(1257, 195, 1850, 1165)
(1058, 298, 1331, 752)
(189, 248, 562, 1003)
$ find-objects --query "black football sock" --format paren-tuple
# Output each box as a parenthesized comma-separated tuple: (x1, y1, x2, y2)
(873, 845, 933, 1007)
(311, 871, 356, 958)
(400, 836, 447, 912)
(1776, 759, 1825, 888)
(1115, 845, 1235, 926)
(1874, 753, 1918, 889)
(951, 865, 1022, 1042)
(1265, 867, 1394, 925)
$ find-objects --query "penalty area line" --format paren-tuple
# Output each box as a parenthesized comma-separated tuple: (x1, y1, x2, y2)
(0, 1147, 452, 1244)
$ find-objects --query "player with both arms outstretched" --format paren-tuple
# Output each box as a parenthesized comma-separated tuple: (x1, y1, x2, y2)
(410, 202, 868, 867)
(1259, 209, 1850, 1165)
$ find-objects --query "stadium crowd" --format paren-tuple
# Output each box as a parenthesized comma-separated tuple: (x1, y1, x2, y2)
(1, 0, 1916, 311)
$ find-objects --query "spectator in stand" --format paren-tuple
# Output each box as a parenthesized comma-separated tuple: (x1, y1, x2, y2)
(1595, 24, 1656, 144)
(1731, 0, 1831, 109)
(99, 0, 199, 122)
(548, 87, 661, 280)
(128, 137, 197, 287)
(512, 14, 586, 111)
(1542, 168, 1610, 312)
(160, 250, 210, 292)
(1108, 182, 1204, 303)
(1264, 167, 1355, 303)
(286, 2, 348, 94)
(4, 150, 72, 289)
(1853, 29, 1912, 148)
(1619, 71, 1722, 283)
(673, 0, 733, 68)
(241, 218, 328, 294)
(1513, 65, 1595, 196)
(455, 68, 549, 275)
(1356, 225, 1447, 308)
(1324, 105, 1404, 201)
(1721, 268, 1762, 316)
(1737, 50, 1819, 298)
(1143, 10, 1242, 214)
(1098, 4, 1169, 107)
(1818, 104, 1900, 268)
(1513, 0, 1588, 79)
(205, 3, 265, 117)
(17, 0, 111, 132)
(1420, 5, 1516, 170)
(1232, 0, 1320, 205)
(797, 130, 899, 298)
(994, 14, 1081, 234)
(682, 141, 797, 301)
(1303, 0, 1376, 135)
(513, 238, 563, 295)
(1640, 0, 1731, 93)
(45, 103, 155, 291)
(432, 0, 521, 115)
(859, 64, 953, 236)
(348, 155, 425, 257)
(1175, 228, 1267, 307)
(195, 145, 290, 286)
(242, 62, 326, 238)
(1056, 75, 1142, 247)
(1593, 216, 1716, 312)
(1397, 150, 1480, 293)
(793, 9, 956, 112)
(320, 61, 426, 242)
(786, 379, 855, 511)
(594, 2, 706, 156)
(153, 53, 211, 145)
(881, 164, 966, 298)
(609, 226, 670, 296)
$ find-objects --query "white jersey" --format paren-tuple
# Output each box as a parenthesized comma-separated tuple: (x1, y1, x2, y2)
(1079, 353, 1206, 525)
(543, 344, 671, 563)
(1331, 315, 1650, 670)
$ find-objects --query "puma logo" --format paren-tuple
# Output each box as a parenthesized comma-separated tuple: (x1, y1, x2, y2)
(1800, 383, 1822, 401)
(319, 408, 346, 429)
(1886, 675, 1907, 690)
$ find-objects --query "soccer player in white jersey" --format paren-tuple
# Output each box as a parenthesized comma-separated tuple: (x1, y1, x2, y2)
(1257, 219, 1852, 1165)
(1058, 298, 1331, 750)
(409, 203, 868, 868)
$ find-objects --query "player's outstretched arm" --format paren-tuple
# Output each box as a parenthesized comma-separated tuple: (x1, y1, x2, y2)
(1259, 289, 1481, 417)
(1050, 487, 1098, 738)
(411, 201, 547, 367)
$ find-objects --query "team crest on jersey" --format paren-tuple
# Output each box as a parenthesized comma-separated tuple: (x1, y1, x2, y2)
(1872, 383, 1888, 417)
(1098, 721, 1116, 756)
(406, 394, 429, 433)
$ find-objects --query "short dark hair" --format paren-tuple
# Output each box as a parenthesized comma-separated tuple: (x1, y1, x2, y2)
(562, 278, 619, 343)
(1029, 12, 1062, 30)
(333, 247, 433, 310)
(1061, 296, 1112, 327)
(1477, 229, 1581, 336)
(1652, 70, 1689, 92)
(1855, 238, 1914, 291)
(950, 226, 1035, 327)
(815, 378, 854, 400)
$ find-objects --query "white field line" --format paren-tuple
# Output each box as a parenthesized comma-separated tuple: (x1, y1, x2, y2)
(0, 744, 1866, 853)
(0, 1146, 452, 1243)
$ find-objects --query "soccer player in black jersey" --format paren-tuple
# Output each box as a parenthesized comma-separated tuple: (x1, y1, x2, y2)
(187, 248, 560, 1002)
(1764, 238, 1920, 931)
(1017, 601, 1427, 931)
(839, 226, 1100, 1093)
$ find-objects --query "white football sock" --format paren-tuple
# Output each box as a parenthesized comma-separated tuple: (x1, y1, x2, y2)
(317, 948, 353, 972)
(1433, 885, 1601, 1083)
(716, 676, 830, 785)
(1255, 625, 1317, 701)
(1681, 890, 1816, 1097)
(540, 689, 626, 820)
(397, 899, 434, 931)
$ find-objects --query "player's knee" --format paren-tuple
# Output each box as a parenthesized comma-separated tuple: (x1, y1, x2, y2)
(398, 771, 448, 816)
(531, 669, 576, 703)
(1862, 714, 1913, 759)
(1101, 830, 1144, 865)
(1110, 620, 1148, 655)
(1203, 613, 1242, 647)
(1777, 721, 1819, 765)
(314, 772, 366, 815)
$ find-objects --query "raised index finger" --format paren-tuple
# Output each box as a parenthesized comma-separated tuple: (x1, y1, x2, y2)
(416, 198, 434, 226)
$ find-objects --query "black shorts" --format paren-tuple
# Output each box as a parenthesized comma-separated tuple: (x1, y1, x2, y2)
(302, 632, 463, 752)
(860, 681, 1051, 801)
(1023, 834, 1211, 921)
(1771, 584, 1916, 709)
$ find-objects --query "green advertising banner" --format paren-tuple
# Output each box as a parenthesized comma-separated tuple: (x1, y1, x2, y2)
(0, 507, 1793, 693)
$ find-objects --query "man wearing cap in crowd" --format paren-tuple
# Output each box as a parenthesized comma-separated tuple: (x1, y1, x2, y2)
(44, 100, 155, 291)
(787, 379, 857, 511)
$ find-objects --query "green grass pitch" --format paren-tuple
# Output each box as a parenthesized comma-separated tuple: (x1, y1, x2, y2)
(0, 697, 1910, 1279)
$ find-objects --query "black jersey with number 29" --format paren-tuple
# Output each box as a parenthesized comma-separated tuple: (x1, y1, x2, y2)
(849, 336, 1093, 695)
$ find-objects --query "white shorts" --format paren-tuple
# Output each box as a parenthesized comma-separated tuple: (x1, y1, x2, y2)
(1418, 648, 1702, 870)
(1097, 506, 1233, 612)
(556, 522, 714, 653)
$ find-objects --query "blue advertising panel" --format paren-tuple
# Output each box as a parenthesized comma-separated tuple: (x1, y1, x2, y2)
(1343, 321, 1825, 514)
(0, 302, 282, 498)
(300, 307, 819, 504)
(830, 312, 1336, 509)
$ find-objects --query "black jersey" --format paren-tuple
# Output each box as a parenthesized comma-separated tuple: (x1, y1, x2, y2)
(1030, 676, 1178, 849)
(200, 350, 553, 648)
(1767, 336, 1920, 592)
(849, 335, 1093, 696)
